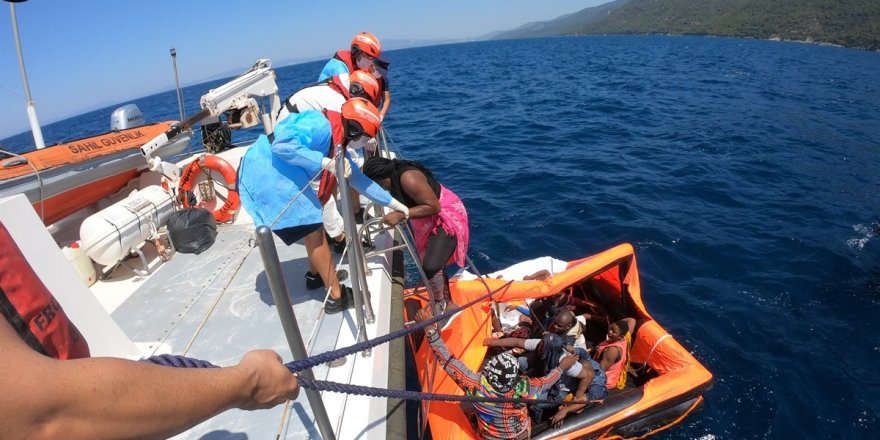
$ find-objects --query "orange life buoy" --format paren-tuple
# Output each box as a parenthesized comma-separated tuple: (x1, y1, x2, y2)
(178, 155, 240, 223)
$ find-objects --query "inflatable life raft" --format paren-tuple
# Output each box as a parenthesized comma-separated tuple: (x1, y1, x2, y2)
(404, 243, 713, 439)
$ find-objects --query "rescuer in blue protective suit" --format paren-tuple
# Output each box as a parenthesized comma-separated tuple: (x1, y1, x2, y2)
(318, 32, 382, 83)
(239, 98, 408, 314)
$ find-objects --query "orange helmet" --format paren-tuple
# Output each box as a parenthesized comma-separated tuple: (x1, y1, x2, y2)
(351, 32, 381, 58)
(341, 97, 381, 138)
(349, 70, 380, 104)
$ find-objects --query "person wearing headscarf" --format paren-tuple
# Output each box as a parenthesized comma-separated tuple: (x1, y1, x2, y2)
(362, 157, 469, 309)
(416, 306, 576, 440)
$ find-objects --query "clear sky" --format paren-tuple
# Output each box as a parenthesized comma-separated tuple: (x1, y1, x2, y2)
(0, 0, 607, 139)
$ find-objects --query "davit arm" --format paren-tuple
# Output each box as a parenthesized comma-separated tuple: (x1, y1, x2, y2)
(140, 59, 281, 180)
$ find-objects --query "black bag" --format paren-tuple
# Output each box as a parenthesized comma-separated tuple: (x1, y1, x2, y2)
(167, 209, 217, 254)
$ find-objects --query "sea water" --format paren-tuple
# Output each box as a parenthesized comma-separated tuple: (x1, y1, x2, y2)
(3, 35, 879, 439)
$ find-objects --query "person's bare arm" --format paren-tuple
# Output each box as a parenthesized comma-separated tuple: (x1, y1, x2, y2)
(523, 269, 551, 281)
(378, 90, 391, 120)
(483, 337, 527, 349)
(490, 307, 502, 333)
(551, 360, 594, 427)
(399, 170, 440, 218)
(382, 169, 441, 225)
(622, 317, 637, 335)
(0, 319, 298, 440)
(415, 306, 481, 390)
(599, 346, 621, 372)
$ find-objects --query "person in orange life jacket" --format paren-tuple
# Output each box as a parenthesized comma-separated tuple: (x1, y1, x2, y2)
(0, 222, 299, 439)
(360, 57, 391, 162)
(318, 32, 381, 83)
(275, 71, 381, 253)
(277, 70, 380, 122)
(595, 317, 637, 390)
(372, 57, 391, 121)
(416, 305, 577, 440)
(362, 157, 469, 310)
(238, 98, 409, 315)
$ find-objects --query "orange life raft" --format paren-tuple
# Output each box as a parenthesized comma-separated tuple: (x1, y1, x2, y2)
(405, 243, 713, 439)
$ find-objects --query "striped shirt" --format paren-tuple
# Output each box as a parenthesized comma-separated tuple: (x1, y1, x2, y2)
(427, 330, 563, 439)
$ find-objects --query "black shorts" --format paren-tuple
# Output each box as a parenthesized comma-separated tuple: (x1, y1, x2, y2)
(274, 223, 321, 246)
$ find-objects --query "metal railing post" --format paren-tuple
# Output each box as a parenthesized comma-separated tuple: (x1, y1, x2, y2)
(255, 226, 336, 440)
(334, 150, 374, 336)
(396, 223, 442, 314)
(357, 215, 441, 315)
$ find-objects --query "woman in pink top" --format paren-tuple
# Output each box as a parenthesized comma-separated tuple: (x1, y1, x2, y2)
(595, 318, 636, 390)
(363, 157, 469, 308)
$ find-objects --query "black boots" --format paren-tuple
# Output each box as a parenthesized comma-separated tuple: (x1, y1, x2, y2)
(305, 271, 324, 290)
(324, 286, 355, 314)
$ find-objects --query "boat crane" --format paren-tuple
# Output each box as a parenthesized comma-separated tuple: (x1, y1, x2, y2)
(139, 59, 282, 183)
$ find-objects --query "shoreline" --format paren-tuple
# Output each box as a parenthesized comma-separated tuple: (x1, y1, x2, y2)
(564, 31, 879, 52)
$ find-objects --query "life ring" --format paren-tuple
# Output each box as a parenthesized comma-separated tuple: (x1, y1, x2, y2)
(178, 154, 240, 223)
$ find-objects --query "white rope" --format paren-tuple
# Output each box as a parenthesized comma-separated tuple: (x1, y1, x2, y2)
(632, 333, 672, 372)
(0, 147, 45, 223)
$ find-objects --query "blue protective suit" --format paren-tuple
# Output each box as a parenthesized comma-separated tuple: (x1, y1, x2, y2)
(238, 110, 392, 230)
(318, 57, 349, 82)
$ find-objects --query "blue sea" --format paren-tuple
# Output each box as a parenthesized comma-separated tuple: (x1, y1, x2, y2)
(3, 35, 880, 439)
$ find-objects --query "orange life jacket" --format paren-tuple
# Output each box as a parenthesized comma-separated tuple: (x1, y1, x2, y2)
(316, 110, 345, 205)
(333, 50, 354, 74)
(326, 75, 351, 99)
(0, 222, 90, 359)
(596, 337, 628, 389)
(279, 76, 351, 118)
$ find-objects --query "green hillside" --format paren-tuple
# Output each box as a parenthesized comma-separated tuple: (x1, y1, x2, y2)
(491, 0, 630, 38)
(494, 0, 880, 50)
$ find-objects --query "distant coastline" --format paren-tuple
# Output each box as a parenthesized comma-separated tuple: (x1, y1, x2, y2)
(491, 0, 880, 52)
(565, 31, 860, 51)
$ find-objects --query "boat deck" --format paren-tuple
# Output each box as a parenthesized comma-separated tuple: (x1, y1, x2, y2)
(106, 217, 401, 439)
(0, 142, 406, 439)
(61, 145, 403, 439)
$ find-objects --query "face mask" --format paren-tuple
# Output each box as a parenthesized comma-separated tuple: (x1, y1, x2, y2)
(348, 135, 370, 150)
(356, 56, 374, 70)
(372, 69, 383, 79)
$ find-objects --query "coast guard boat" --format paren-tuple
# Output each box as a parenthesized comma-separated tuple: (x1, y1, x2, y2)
(2, 58, 409, 439)
(2, 48, 711, 440)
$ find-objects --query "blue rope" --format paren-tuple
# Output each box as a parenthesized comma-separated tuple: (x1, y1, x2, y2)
(144, 354, 593, 406)
(142, 280, 597, 405)
(283, 279, 514, 372)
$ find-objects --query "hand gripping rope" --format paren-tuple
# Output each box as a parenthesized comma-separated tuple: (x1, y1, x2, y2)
(144, 280, 599, 407)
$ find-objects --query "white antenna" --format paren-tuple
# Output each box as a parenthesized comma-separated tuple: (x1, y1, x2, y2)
(8, 1, 46, 149)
